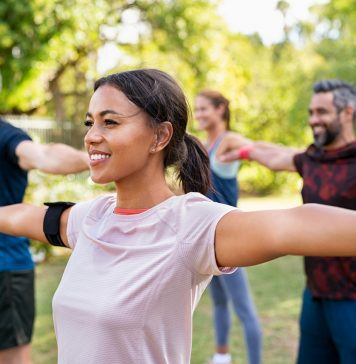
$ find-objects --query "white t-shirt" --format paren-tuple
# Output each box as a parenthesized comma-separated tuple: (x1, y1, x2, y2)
(52, 192, 236, 363)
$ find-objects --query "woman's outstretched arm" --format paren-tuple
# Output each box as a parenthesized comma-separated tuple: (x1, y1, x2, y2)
(215, 204, 356, 267)
(0, 204, 71, 247)
(216, 133, 302, 172)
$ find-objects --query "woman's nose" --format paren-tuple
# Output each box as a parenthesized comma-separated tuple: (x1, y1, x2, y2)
(84, 124, 103, 144)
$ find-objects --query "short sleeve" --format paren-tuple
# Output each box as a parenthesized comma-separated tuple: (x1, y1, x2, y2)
(67, 200, 96, 249)
(293, 152, 305, 177)
(177, 194, 237, 276)
(0, 120, 32, 164)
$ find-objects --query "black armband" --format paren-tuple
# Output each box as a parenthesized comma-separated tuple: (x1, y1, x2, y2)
(43, 202, 75, 247)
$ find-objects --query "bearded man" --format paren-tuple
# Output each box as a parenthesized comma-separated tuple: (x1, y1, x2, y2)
(216, 80, 356, 364)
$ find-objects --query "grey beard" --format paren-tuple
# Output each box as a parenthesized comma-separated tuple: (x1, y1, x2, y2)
(313, 120, 341, 148)
(314, 130, 338, 148)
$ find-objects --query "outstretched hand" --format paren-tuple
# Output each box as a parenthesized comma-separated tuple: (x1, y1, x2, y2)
(215, 132, 253, 162)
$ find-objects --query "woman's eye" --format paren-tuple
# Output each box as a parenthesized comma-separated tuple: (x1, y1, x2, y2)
(84, 120, 93, 128)
(104, 119, 118, 126)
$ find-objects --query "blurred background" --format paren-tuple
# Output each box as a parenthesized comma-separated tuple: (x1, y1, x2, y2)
(1, 1, 355, 362)
(2, 0, 355, 195)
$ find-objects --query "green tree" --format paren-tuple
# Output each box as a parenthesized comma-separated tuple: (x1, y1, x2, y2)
(0, 0, 222, 124)
(295, 0, 356, 84)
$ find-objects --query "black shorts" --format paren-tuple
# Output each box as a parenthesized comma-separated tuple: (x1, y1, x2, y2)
(0, 269, 35, 350)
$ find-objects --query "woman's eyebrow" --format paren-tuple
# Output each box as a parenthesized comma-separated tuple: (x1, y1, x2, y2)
(85, 109, 125, 118)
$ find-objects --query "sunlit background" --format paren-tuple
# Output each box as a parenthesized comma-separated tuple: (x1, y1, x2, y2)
(2, 2, 355, 363)
(219, 0, 329, 44)
(1, 0, 355, 195)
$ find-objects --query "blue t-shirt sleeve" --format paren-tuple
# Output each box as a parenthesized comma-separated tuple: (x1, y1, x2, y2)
(0, 120, 32, 164)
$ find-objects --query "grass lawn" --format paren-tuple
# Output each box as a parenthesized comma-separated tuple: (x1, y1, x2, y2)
(32, 255, 67, 364)
(32, 194, 305, 364)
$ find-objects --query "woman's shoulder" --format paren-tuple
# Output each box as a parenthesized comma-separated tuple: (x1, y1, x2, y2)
(167, 193, 236, 248)
(184, 192, 236, 209)
(71, 194, 116, 219)
(173, 192, 211, 205)
(165, 192, 235, 218)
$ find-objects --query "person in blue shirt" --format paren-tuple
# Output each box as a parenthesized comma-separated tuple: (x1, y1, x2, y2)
(0, 118, 88, 364)
(195, 90, 262, 364)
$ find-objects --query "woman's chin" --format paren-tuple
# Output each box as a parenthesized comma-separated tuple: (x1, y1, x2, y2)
(90, 175, 112, 185)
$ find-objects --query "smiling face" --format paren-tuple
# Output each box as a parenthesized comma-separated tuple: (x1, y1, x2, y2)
(194, 96, 226, 132)
(308, 92, 343, 148)
(84, 85, 157, 185)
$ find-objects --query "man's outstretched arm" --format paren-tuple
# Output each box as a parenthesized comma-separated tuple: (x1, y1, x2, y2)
(16, 140, 89, 174)
(216, 133, 303, 172)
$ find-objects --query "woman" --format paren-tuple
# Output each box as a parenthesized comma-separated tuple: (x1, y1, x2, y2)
(195, 90, 261, 364)
(1, 69, 356, 364)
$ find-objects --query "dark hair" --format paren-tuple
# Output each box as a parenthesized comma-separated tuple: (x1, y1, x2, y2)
(313, 79, 356, 121)
(197, 89, 231, 129)
(94, 69, 211, 194)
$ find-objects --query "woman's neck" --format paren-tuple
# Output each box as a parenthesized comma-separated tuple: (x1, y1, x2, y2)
(114, 170, 174, 209)
(206, 122, 227, 149)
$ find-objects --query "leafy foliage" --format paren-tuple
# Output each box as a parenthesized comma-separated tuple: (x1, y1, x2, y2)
(3, 0, 356, 194)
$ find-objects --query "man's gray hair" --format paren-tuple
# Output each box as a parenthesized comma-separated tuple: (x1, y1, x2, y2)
(313, 79, 356, 121)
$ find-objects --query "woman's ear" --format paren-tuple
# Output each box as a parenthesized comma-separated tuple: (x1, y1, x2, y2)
(150, 122, 173, 153)
(217, 103, 225, 118)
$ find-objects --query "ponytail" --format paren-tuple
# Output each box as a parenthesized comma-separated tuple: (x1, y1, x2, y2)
(176, 134, 211, 194)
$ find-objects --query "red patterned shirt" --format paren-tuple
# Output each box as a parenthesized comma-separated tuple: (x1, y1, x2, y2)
(294, 142, 356, 300)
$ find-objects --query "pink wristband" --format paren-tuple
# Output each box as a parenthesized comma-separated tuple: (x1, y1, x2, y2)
(238, 145, 254, 160)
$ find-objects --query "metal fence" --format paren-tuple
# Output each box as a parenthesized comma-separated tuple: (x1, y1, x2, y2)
(6, 115, 84, 148)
